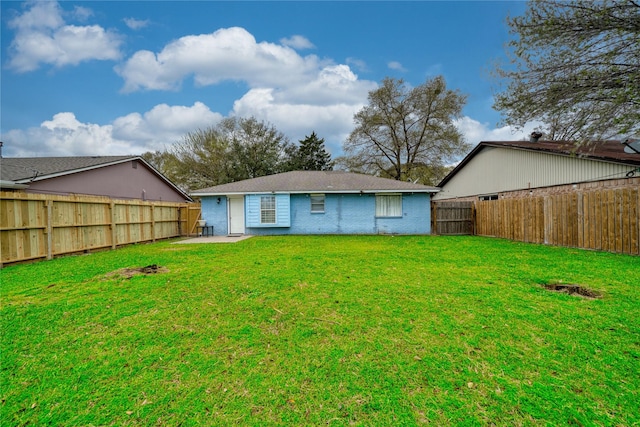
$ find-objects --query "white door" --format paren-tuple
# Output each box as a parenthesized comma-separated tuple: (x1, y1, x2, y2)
(228, 196, 245, 235)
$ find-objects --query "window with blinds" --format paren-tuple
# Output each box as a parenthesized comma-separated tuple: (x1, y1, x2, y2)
(310, 194, 325, 213)
(260, 195, 276, 224)
(375, 194, 402, 217)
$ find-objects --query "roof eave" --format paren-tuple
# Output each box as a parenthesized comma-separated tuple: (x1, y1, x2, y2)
(0, 180, 29, 189)
(12, 156, 193, 202)
(482, 142, 640, 167)
(135, 157, 193, 202)
(437, 141, 640, 188)
(191, 188, 439, 197)
(13, 157, 141, 183)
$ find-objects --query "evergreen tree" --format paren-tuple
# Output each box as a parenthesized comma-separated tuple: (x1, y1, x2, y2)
(293, 132, 333, 171)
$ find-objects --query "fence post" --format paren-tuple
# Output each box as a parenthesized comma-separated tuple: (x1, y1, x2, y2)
(431, 202, 437, 235)
(471, 202, 477, 235)
(45, 200, 53, 260)
(151, 204, 156, 242)
(110, 201, 117, 249)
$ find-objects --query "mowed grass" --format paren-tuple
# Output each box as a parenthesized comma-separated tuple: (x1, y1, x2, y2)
(1, 235, 639, 426)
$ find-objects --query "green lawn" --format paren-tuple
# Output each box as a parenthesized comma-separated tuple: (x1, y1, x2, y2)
(1, 235, 639, 426)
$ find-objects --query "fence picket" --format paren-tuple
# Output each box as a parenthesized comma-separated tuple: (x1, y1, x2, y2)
(1, 192, 200, 266)
(472, 186, 639, 256)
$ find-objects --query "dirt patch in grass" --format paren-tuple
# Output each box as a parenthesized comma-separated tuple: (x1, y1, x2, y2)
(107, 264, 169, 279)
(543, 283, 602, 299)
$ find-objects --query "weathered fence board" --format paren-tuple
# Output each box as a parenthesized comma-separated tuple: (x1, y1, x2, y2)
(433, 201, 475, 235)
(1, 192, 200, 266)
(475, 186, 639, 256)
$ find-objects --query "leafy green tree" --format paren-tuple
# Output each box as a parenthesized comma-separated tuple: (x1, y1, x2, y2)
(142, 117, 294, 191)
(493, 0, 640, 142)
(221, 117, 295, 181)
(289, 132, 333, 171)
(342, 76, 468, 183)
(169, 127, 233, 191)
(141, 150, 179, 179)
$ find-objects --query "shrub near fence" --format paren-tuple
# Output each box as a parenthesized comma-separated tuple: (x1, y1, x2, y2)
(0, 192, 200, 266)
(475, 187, 639, 256)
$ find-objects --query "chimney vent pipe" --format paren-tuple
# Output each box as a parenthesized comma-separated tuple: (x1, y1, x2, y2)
(530, 132, 543, 143)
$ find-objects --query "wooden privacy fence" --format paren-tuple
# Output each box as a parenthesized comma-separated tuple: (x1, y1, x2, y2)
(0, 192, 201, 266)
(433, 201, 475, 235)
(475, 187, 639, 256)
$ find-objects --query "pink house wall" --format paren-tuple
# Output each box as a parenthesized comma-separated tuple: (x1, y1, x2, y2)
(25, 160, 188, 202)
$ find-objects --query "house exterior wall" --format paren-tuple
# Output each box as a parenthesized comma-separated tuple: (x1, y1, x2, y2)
(246, 194, 291, 227)
(201, 196, 229, 235)
(24, 160, 188, 202)
(200, 192, 432, 235)
(433, 177, 640, 203)
(500, 176, 640, 199)
(434, 146, 637, 200)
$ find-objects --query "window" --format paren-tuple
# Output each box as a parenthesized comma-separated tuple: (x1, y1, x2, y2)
(375, 194, 402, 217)
(260, 195, 276, 224)
(479, 194, 498, 201)
(310, 194, 325, 213)
(246, 194, 290, 228)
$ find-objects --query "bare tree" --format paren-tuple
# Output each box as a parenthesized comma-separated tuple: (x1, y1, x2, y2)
(342, 76, 468, 183)
(494, 0, 640, 142)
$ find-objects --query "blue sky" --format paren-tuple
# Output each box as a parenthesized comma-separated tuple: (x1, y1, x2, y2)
(1, 1, 535, 159)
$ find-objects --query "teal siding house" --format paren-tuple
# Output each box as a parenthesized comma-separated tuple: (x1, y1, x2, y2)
(191, 171, 439, 236)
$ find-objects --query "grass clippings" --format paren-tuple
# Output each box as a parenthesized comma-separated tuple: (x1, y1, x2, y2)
(1, 235, 638, 426)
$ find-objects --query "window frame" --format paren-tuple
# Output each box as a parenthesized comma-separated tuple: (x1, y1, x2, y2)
(260, 195, 277, 224)
(375, 193, 403, 218)
(310, 194, 325, 213)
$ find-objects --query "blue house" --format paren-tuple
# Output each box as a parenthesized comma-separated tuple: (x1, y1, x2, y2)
(190, 171, 439, 236)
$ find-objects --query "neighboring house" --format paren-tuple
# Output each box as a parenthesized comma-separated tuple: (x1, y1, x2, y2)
(191, 171, 439, 235)
(0, 156, 192, 202)
(434, 140, 640, 201)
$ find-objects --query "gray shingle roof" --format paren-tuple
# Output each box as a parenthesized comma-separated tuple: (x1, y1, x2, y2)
(191, 171, 439, 195)
(0, 156, 135, 181)
(0, 156, 192, 201)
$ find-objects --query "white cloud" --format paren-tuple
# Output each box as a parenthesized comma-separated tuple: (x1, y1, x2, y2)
(115, 27, 324, 92)
(112, 102, 222, 141)
(232, 87, 363, 154)
(388, 61, 406, 72)
(1, 103, 223, 157)
(112, 26, 379, 155)
(123, 17, 149, 30)
(277, 65, 376, 105)
(3, 22, 536, 161)
(2, 108, 543, 161)
(6, 1, 122, 72)
(455, 116, 540, 146)
(7, 1, 63, 31)
(280, 35, 314, 50)
(346, 57, 368, 72)
(72, 6, 93, 22)
(227, 63, 376, 154)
